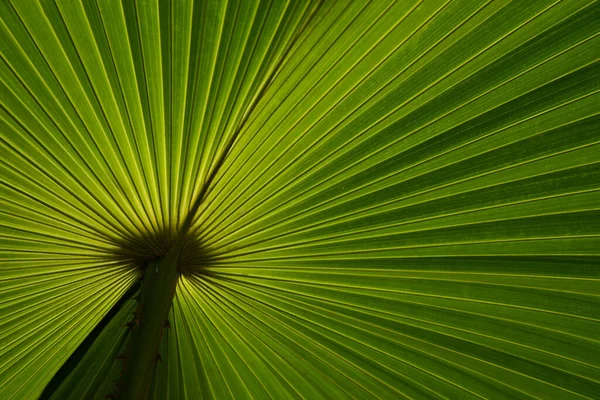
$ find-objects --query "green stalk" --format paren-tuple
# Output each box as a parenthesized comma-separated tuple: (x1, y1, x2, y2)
(116, 168, 205, 398)
(117, 247, 181, 400)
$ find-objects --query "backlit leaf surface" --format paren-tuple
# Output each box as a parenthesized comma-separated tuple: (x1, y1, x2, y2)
(1, 0, 599, 399)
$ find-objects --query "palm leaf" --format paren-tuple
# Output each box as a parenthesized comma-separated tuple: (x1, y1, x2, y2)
(1, 0, 599, 399)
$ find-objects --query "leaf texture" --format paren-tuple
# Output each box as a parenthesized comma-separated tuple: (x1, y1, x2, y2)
(1, 0, 599, 399)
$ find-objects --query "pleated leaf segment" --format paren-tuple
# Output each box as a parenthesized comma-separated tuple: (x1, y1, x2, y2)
(1, 1, 599, 399)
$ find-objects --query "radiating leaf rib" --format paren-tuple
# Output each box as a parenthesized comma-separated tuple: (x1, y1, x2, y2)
(197, 1, 596, 239)
(1, 0, 599, 399)
(44, 294, 137, 400)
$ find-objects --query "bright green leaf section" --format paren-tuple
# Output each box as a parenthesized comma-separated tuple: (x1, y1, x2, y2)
(48, 297, 137, 400)
(1, 0, 599, 399)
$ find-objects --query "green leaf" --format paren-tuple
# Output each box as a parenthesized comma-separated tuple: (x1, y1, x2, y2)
(1, 0, 599, 399)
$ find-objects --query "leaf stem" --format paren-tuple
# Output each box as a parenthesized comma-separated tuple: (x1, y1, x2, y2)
(117, 247, 181, 400)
